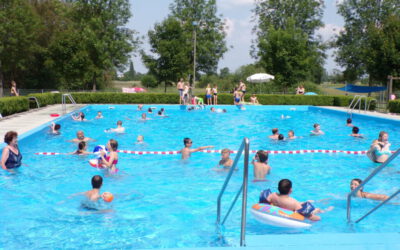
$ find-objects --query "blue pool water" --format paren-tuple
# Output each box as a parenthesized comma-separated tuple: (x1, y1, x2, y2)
(1, 105, 400, 248)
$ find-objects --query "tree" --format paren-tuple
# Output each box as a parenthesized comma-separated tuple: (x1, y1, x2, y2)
(70, 0, 137, 90)
(335, 0, 400, 83)
(170, 0, 227, 76)
(219, 67, 230, 79)
(0, 0, 41, 87)
(141, 17, 191, 91)
(252, 0, 326, 89)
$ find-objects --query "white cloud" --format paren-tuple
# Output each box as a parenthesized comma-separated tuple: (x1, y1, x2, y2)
(316, 23, 344, 42)
(223, 18, 235, 38)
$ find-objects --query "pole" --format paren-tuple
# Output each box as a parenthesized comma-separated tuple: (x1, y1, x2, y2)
(193, 27, 197, 89)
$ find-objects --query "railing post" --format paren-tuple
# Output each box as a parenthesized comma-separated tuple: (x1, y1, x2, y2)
(240, 138, 250, 247)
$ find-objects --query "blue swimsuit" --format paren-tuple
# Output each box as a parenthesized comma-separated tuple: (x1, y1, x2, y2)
(5, 148, 22, 169)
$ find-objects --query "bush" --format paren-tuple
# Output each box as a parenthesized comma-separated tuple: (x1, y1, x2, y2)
(141, 75, 158, 88)
(388, 100, 400, 113)
(0, 97, 30, 116)
(28, 93, 62, 107)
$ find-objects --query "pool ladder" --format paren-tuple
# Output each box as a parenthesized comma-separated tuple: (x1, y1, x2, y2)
(61, 93, 77, 114)
(347, 148, 400, 223)
(347, 95, 372, 118)
(216, 138, 250, 247)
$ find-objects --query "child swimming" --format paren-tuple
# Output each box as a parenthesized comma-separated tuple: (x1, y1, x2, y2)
(179, 138, 214, 160)
(350, 178, 389, 201)
(215, 148, 233, 171)
(252, 150, 271, 181)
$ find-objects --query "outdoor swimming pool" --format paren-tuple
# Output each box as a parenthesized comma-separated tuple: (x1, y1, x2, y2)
(1, 104, 400, 248)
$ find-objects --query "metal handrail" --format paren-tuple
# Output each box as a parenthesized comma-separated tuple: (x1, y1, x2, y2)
(216, 137, 250, 247)
(61, 93, 76, 114)
(347, 148, 400, 223)
(348, 95, 369, 117)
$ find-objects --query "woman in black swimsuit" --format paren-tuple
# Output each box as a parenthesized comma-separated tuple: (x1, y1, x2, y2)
(1, 131, 22, 170)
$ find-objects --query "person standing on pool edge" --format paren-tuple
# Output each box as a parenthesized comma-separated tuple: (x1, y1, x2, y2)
(179, 138, 214, 160)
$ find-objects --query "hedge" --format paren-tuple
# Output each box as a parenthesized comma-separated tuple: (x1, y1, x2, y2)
(0, 97, 30, 116)
(388, 100, 400, 113)
(1, 92, 376, 117)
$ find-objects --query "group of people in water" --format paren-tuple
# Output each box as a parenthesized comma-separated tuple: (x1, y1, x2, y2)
(0, 104, 396, 219)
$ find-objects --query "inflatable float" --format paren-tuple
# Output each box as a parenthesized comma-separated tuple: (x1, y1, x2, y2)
(251, 203, 311, 229)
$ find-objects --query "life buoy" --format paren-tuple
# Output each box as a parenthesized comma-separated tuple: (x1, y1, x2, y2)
(251, 203, 311, 229)
(50, 113, 60, 117)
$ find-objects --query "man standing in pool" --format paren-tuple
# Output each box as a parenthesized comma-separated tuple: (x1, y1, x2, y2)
(179, 138, 214, 160)
(69, 131, 95, 143)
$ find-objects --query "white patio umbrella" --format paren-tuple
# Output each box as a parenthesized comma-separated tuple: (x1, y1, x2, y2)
(246, 73, 275, 93)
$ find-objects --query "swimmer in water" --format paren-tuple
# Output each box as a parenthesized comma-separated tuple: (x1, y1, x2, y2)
(367, 131, 391, 163)
(140, 113, 151, 120)
(215, 148, 233, 171)
(252, 150, 271, 181)
(148, 107, 153, 114)
(179, 138, 214, 160)
(350, 178, 389, 201)
(269, 128, 279, 140)
(84, 175, 108, 202)
(310, 123, 324, 135)
(69, 130, 95, 143)
(259, 179, 332, 221)
(210, 107, 216, 112)
(71, 112, 86, 121)
(138, 104, 143, 110)
(136, 135, 144, 144)
(287, 130, 297, 139)
(50, 122, 61, 135)
(346, 118, 354, 127)
(350, 126, 363, 138)
(99, 139, 119, 173)
(71, 141, 91, 155)
(95, 111, 103, 119)
(105, 120, 125, 133)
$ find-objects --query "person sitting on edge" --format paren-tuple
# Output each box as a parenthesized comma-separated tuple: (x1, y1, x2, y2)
(259, 179, 331, 221)
(50, 122, 61, 135)
(287, 130, 296, 139)
(250, 94, 259, 104)
(350, 178, 389, 201)
(95, 111, 104, 119)
(216, 148, 233, 170)
(252, 150, 271, 181)
(179, 138, 214, 160)
(350, 126, 363, 138)
(71, 141, 91, 155)
(69, 131, 95, 143)
(71, 112, 86, 121)
(105, 120, 125, 133)
(367, 131, 391, 163)
(310, 123, 324, 135)
(85, 175, 107, 202)
(269, 128, 279, 140)
(346, 118, 354, 127)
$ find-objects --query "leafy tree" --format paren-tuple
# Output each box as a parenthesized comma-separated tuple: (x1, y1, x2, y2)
(141, 17, 191, 91)
(0, 0, 41, 87)
(335, 0, 400, 82)
(141, 74, 158, 88)
(252, 0, 325, 90)
(219, 67, 230, 79)
(69, 0, 137, 90)
(170, 0, 227, 77)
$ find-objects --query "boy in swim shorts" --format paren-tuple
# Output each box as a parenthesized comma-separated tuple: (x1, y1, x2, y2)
(85, 175, 106, 202)
(179, 138, 214, 160)
(259, 179, 330, 221)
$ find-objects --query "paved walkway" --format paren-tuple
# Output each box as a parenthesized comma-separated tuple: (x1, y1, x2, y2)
(320, 106, 400, 121)
(0, 104, 86, 141)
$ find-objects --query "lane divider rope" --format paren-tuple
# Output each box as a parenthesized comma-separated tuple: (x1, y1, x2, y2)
(35, 150, 395, 155)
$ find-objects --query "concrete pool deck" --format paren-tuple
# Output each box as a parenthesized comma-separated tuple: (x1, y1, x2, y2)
(0, 104, 86, 141)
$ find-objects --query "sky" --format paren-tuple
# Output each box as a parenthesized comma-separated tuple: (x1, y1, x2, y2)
(128, 0, 344, 74)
